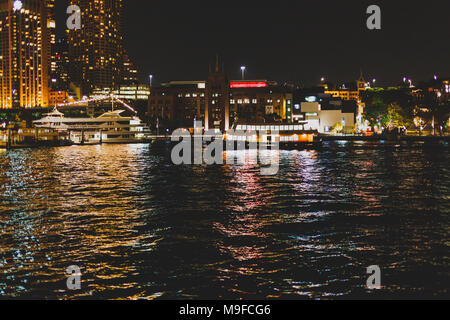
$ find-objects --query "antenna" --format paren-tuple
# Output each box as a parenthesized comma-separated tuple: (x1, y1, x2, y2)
(216, 54, 219, 72)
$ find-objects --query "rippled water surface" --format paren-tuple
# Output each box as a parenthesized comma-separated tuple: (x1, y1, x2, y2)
(0, 142, 449, 299)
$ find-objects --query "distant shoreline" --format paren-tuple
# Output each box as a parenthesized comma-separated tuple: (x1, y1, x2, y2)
(319, 135, 450, 142)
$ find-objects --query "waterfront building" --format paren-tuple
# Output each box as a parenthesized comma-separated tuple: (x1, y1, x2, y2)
(297, 101, 355, 133)
(0, 0, 50, 108)
(229, 81, 293, 126)
(292, 92, 357, 133)
(67, 0, 138, 95)
(205, 61, 230, 131)
(323, 72, 368, 129)
(149, 81, 203, 129)
(148, 74, 293, 131)
(147, 57, 293, 130)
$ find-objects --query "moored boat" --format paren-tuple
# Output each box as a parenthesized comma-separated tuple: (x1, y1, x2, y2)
(33, 108, 152, 145)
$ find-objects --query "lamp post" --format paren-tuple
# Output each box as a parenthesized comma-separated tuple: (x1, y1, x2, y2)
(240, 66, 246, 80)
(149, 74, 153, 87)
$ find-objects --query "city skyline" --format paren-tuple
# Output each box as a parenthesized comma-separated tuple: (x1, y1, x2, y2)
(0, 1, 448, 109)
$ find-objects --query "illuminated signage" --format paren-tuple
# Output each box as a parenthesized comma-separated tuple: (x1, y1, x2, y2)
(230, 82, 268, 88)
(305, 96, 317, 102)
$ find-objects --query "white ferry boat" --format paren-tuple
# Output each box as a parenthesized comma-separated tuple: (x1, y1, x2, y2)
(33, 108, 152, 145)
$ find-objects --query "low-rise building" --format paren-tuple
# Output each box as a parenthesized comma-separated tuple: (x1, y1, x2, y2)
(148, 64, 293, 131)
(293, 99, 356, 133)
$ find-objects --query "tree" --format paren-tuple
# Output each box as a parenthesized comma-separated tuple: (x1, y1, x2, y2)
(331, 122, 343, 133)
(386, 103, 409, 129)
(361, 88, 415, 128)
(415, 89, 450, 135)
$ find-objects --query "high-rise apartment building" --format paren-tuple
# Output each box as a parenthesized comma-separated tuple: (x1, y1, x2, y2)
(0, 0, 50, 108)
(45, 0, 56, 86)
(67, 0, 138, 95)
(52, 37, 70, 91)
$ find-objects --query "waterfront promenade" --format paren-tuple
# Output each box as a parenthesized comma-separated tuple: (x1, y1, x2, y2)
(1, 131, 449, 149)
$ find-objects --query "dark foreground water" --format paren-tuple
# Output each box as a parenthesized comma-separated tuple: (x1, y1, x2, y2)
(0, 141, 448, 299)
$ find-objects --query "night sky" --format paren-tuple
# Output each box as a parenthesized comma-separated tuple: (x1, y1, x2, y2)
(56, 0, 449, 87)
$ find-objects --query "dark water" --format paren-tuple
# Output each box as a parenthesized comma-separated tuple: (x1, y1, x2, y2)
(0, 141, 448, 299)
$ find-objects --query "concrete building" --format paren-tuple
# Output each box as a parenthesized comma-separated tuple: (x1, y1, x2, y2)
(292, 91, 357, 134)
(298, 102, 355, 133)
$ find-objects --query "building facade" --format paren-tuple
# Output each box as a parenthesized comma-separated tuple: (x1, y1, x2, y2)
(92, 84, 150, 101)
(67, 0, 138, 95)
(148, 67, 293, 131)
(49, 90, 69, 107)
(0, 0, 50, 108)
(46, 0, 55, 88)
(298, 101, 355, 133)
(52, 37, 70, 91)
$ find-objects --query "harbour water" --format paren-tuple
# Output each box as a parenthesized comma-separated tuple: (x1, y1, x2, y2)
(0, 141, 448, 299)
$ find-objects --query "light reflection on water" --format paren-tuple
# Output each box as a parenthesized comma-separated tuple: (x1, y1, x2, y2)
(0, 142, 449, 299)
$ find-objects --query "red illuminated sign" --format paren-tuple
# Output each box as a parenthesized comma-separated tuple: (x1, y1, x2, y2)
(230, 82, 268, 88)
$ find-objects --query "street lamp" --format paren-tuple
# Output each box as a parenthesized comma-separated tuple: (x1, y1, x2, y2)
(240, 66, 246, 80)
(149, 74, 153, 87)
(320, 77, 325, 82)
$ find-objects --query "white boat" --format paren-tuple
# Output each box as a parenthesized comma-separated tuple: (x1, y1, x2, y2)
(33, 108, 152, 145)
